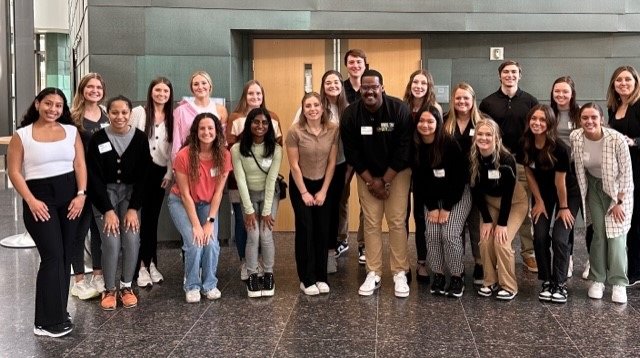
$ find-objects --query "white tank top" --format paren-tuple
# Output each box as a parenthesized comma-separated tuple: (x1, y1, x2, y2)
(17, 123, 78, 180)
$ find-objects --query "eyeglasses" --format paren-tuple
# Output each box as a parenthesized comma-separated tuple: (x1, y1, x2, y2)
(360, 84, 381, 92)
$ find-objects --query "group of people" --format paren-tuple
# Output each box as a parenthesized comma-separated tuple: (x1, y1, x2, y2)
(7, 47, 640, 337)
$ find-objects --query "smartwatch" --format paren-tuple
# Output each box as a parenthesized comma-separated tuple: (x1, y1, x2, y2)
(207, 216, 215, 223)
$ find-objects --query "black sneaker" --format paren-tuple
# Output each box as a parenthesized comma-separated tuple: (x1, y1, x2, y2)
(247, 273, 262, 298)
(551, 283, 568, 303)
(358, 246, 366, 265)
(447, 276, 465, 298)
(34, 323, 72, 338)
(473, 264, 484, 285)
(335, 240, 349, 258)
(430, 273, 446, 295)
(539, 281, 553, 302)
(262, 272, 275, 297)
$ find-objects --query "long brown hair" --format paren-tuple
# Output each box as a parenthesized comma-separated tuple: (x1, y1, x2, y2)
(233, 80, 267, 115)
(606, 65, 640, 111)
(522, 104, 558, 170)
(71, 73, 106, 130)
(144, 77, 174, 142)
(550, 76, 580, 128)
(320, 70, 349, 121)
(403, 69, 436, 111)
(185, 112, 226, 183)
(297, 92, 329, 127)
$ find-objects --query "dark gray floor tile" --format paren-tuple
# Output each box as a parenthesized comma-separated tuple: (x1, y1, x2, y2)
(172, 336, 276, 357)
(66, 333, 182, 357)
(378, 340, 479, 357)
(274, 338, 375, 358)
(578, 345, 640, 358)
(0, 331, 87, 358)
(477, 343, 582, 357)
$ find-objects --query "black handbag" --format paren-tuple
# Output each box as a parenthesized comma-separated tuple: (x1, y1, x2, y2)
(249, 150, 287, 200)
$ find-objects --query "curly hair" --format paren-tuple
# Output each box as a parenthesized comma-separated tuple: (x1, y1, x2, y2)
(20, 88, 72, 128)
(184, 112, 226, 183)
(522, 104, 558, 170)
(239, 107, 276, 158)
(469, 118, 511, 187)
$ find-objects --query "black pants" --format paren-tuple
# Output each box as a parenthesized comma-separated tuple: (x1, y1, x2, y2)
(328, 162, 347, 250)
(24, 172, 79, 327)
(138, 162, 167, 268)
(411, 188, 427, 262)
(628, 167, 640, 281)
(290, 174, 330, 287)
(71, 196, 101, 274)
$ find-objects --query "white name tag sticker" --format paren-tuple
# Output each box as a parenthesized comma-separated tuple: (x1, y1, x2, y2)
(98, 142, 112, 154)
(433, 169, 445, 178)
(568, 122, 574, 130)
(100, 123, 110, 128)
(488, 169, 501, 179)
(583, 152, 590, 162)
(469, 128, 475, 136)
(361, 126, 373, 135)
(210, 168, 219, 177)
(261, 158, 273, 168)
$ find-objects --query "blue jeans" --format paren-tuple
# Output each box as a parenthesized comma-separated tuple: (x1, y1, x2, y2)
(167, 194, 220, 292)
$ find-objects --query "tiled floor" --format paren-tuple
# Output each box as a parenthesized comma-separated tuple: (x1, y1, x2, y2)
(1, 187, 640, 357)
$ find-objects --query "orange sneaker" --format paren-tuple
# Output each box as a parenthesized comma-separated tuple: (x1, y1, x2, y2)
(120, 287, 138, 308)
(100, 290, 117, 311)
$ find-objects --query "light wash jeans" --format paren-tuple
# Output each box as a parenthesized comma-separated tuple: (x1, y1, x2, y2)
(245, 190, 278, 274)
(167, 193, 220, 292)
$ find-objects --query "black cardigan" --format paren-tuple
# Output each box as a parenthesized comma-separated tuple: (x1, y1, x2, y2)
(86, 128, 151, 214)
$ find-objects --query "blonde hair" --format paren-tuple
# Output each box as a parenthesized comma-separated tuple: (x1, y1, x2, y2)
(469, 118, 511, 187)
(444, 82, 482, 136)
(189, 71, 213, 95)
(71, 73, 106, 130)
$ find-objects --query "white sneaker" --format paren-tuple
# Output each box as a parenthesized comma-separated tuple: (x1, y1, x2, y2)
(612, 285, 627, 304)
(185, 289, 201, 303)
(358, 271, 381, 296)
(149, 263, 164, 283)
(137, 268, 152, 287)
(588, 281, 605, 299)
(582, 260, 590, 280)
(204, 288, 221, 300)
(567, 255, 574, 278)
(71, 279, 100, 300)
(393, 271, 410, 298)
(300, 282, 319, 296)
(316, 281, 330, 294)
(240, 261, 248, 281)
(90, 274, 106, 293)
(327, 254, 337, 274)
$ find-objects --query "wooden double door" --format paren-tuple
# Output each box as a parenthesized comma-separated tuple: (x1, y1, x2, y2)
(253, 38, 421, 232)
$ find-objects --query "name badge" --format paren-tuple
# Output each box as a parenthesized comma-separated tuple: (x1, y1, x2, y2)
(100, 123, 110, 129)
(210, 168, 219, 177)
(98, 142, 112, 154)
(488, 169, 501, 179)
(379, 122, 395, 132)
(583, 152, 590, 162)
(469, 128, 475, 136)
(433, 169, 445, 178)
(261, 158, 273, 168)
(568, 122, 574, 130)
(361, 126, 373, 135)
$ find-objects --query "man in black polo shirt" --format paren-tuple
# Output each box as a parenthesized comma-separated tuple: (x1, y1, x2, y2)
(479, 59, 539, 272)
(338, 48, 368, 264)
(341, 69, 413, 298)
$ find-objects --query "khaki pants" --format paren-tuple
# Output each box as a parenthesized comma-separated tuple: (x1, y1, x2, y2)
(357, 169, 411, 275)
(516, 164, 535, 258)
(479, 182, 528, 294)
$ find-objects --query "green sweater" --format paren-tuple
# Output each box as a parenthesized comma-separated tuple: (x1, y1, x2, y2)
(231, 142, 283, 215)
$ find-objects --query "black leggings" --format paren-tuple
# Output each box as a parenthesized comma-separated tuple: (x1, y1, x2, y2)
(24, 172, 79, 327)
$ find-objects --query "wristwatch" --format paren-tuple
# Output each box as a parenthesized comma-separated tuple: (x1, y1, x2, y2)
(77, 190, 86, 196)
(617, 199, 624, 205)
(206, 216, 215, 223)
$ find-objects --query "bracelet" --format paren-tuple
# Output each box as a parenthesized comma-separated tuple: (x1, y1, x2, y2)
(558, 207, 569, 210)
(77, 190, 86, 196)
(300, 191, 308, 195)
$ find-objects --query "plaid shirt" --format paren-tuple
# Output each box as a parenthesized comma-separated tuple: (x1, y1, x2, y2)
(570, 127, 634, 238)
